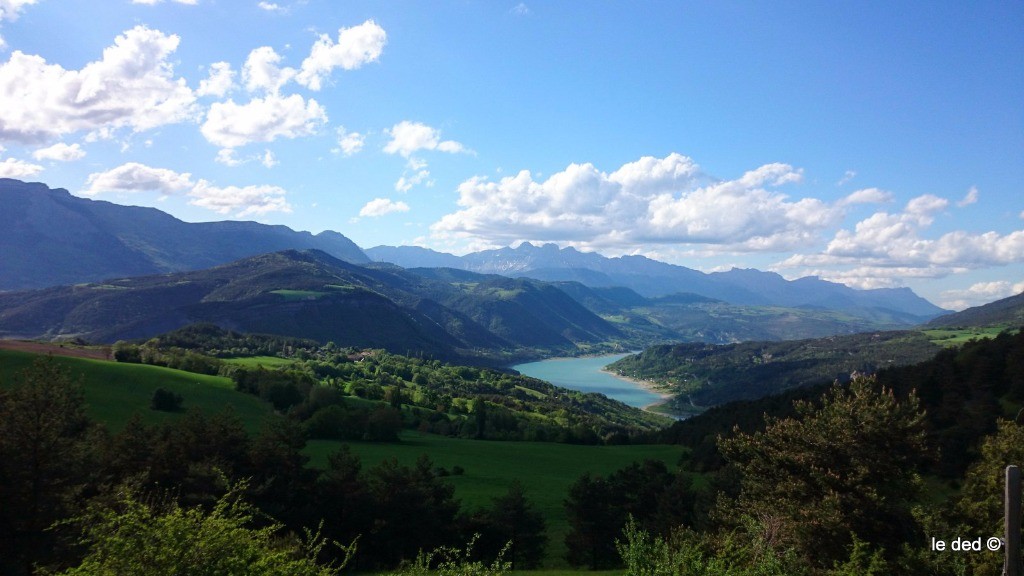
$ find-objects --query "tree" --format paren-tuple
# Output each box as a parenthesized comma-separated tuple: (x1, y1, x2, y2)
(475, 481, 547, 570)
(717, 375, 928, 569)
(0, 358, 98, 575)
(54, 482, 350, 576)
(150, 387, 183, 411)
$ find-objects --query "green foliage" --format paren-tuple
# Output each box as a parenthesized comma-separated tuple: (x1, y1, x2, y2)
(717, 375, 928, 570)
(615, 517, 808, 576)
(0, 358, 99, 574)
(384, 536, 510, 576)
(51, 481, 349, 576)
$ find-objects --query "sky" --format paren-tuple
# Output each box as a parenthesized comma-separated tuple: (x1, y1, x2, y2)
(0, 0, 1021, 310)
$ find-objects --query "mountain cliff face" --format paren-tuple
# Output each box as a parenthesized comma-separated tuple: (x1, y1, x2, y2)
(0, 179, 369, 291)
(367, 242, 948, 321)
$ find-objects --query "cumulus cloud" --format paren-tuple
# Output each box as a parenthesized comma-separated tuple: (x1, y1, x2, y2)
(383, 121, 467, 157)
(334, 126, 364, 156)
(197, 61, 235, 97)
(0, 25, 197, 144)
(83, 162, 194, 196)
(201, 93, 326, 148)
(189, 180, 290, 216)
(215, 147, 280, 168)
(242, 46, 295, 93)
(296, 20, 386, 90)
(431, 153, 833, 252)
(773, 192, 1024, 292)
(0, 156, 42, 177)
(359, 197, 410, 217)
(32, 142, 86, 162)
(82, 162, 291, 216)
(939, 280, 1024, 310)
(0, 0, 38, 50)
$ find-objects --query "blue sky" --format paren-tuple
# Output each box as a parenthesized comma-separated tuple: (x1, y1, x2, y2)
(0, 0, 1021, 309)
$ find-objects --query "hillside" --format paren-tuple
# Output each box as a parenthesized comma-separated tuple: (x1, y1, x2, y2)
(367, 242, 947, 324)
(925, 291, 1024, 328)
(0, 178, 368, 291)
(608, 330, 941, 408)
(0, 250, 626, 362)
(610, 291, 1024, 411)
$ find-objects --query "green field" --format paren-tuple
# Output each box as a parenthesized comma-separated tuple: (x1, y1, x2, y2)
(222, 355, 297, 368)
(923, 326, 1017, 347)
(307, 432, 687, 567)
(0, 349, 275, 432)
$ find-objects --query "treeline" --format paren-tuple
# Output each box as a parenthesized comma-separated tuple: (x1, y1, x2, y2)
(113, 324, 668, 444)
(0, 359, 547, 575)
(608, 329, 940, 406)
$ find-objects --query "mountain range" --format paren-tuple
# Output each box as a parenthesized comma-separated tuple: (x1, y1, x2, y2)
(0, 178, 368, 291)
(367, 242, 946, 321)
(1, 178, 951, 347)
(0, 249, 626, 362)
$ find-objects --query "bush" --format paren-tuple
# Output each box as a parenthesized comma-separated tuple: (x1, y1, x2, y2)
(150, 388, 183, 412)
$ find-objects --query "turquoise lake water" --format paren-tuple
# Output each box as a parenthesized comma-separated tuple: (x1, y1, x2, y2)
(511, 353, 665, 409)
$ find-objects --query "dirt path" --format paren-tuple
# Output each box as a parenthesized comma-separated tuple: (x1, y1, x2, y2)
(0, 340, 112, 361)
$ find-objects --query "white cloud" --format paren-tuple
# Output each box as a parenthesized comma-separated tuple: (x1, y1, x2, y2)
(510, 3, 530, 16)
(957, 185, 979, 207)
(383, 121, 468, 157)
(197, 61, 235, 97)
(939, 280, 1024, 310)
(837, 187, 892, 206)
(242, 46, 295, 93)
(188, 180, 291, 216)
(0, 26, 197, 144)
(432, 154, 829, 252)
(82, 162, 290, 216)
(131, 0, 197, 4)
(201, 93, 327, 148)
(359, 197, 410, 217)
(0, 156, 42, 177)
(31, 142, 86, 162)
(83, 162, 194, 196)
(215, 148, 243, 166)
(334, 126, 364, 156)
(296, 20, 386, 91)
(257, 1, 286, 12)
(260, 149, 277, 168)
(395, 170, 430, 192)
(215, 148, 280, 168)
(837, 170, 856, 186)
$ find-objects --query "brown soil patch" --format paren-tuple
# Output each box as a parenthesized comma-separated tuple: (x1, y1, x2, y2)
(0, 340, 112, 361)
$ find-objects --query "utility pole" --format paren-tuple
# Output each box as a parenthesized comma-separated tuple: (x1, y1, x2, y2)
(1006, 465, 1021, 576)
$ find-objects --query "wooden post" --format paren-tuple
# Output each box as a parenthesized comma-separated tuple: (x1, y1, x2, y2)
(1006, 465, 1021, 576)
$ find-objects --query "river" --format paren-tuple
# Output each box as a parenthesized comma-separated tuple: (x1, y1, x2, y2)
(511, 353, 668, 409)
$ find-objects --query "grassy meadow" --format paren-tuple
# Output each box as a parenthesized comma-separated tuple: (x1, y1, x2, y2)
(307, 432, 687, 566)
(0, 349, 275, 432)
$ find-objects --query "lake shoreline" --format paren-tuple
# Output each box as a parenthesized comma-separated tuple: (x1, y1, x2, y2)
(599, 367, 675, 411)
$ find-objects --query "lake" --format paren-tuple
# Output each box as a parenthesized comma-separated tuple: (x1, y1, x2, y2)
(511, 353, 667, 409)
